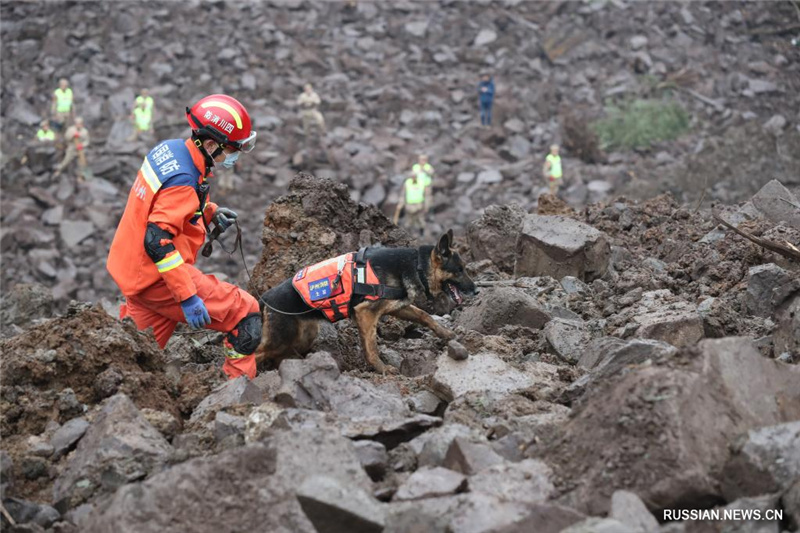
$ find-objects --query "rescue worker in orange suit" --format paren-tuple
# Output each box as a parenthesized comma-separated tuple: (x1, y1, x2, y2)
(106, 94, 261, 380)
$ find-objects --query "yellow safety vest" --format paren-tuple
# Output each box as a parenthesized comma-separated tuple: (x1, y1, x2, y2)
(136, 95, 154, 111)
(405, 177, 427, 205)
(412, 163, 434, 186)
(54, 88, 73, 113)
(134, 107, 152, 131)
(37, 129, 55, 141)
(546, 154, 562, 178)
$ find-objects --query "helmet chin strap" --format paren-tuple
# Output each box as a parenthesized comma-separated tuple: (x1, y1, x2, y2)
(192, 133, 223, 168)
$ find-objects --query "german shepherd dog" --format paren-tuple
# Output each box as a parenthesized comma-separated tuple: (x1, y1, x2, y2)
(253, 230, 476, 373)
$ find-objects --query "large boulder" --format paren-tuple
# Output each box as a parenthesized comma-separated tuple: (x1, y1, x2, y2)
(53, 394, 173, 510)
(467, 204, 526, 274)
(544, 318, 592, 365)
(611, 290, 704, 348)
(541, 337, 800, 515)
(85, 428, 372, 532)
(744, 263, 797, 317)
(296, 475, 386, 533)
(189, 376, 264, 423)
(455, 286, 551, 335)
(750, 179, 800, 231)
(0, 282, 53, 333)
(274, 352, 409, 418)
(249, 173, 411, 294)
(514, 215, 610, 282)
(720, 421, 800, 500)
(774, 292, 800, 357)
(431, 352, 555, 402)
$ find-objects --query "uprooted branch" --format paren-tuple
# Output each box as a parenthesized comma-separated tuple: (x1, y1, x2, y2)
(712, 211, 800, 262)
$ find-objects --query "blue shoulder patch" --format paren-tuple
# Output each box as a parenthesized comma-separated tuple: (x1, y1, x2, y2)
(146, 139, 201, 189)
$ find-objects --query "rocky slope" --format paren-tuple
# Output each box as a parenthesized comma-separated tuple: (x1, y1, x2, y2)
(2, 1, 800, 532)
(1, 173, 799, 532)
(1, 0, 799, 308)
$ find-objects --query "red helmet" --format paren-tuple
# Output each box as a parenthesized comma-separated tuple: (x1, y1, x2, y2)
(186, 94, 257, 152)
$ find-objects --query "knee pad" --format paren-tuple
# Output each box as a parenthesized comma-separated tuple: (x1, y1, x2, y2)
(226, 312, 262, 355)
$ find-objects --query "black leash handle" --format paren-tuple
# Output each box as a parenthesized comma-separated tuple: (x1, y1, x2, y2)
(201, 224, 224, 257)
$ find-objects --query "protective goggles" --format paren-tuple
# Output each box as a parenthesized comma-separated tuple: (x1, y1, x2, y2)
(228, 130, 257, 153)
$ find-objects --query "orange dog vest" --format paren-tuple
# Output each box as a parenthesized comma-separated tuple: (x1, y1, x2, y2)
(292, 252, 382, 322)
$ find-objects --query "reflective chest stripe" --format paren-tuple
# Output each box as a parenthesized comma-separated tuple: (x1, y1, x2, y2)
(412, 163, 433, 184)
(136, 96, 154, 111)
(54, 88, 73, 113)
(139, 157, 161, 194)
(37, 130, 55, 141)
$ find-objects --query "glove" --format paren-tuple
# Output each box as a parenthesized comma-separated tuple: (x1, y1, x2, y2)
(180, 295, 211, 329)
(212, 207, 238, 233)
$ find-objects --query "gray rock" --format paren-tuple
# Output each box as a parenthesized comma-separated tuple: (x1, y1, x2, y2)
(762, 114, 787, 136)
(562, 517, 636, 533)
(745, 263, 795, 317)
(53, 394, 172, 510)
(515, 215, 610, 282)
(477, 169, 503, 184)
(544, 337, 800, 515)
(469, 459, 554, 504)
(783, 479, 800, 532)
(404, 20, 428, 38)
(610, 490, 659, 533)
(455, 286, 551, 335)
(50, 417, 89, 459)
(629, 35, 648, 50)
(446, 340, 469, 361)
(443, 436, 505, 475)
(774, 292, 800, 356)
(275, 352, 409, 418)
(721, 421, 800, 499)
(27, 436, 55, 458)
(3, 498, 61, 528)
(0, 283, 54, 329)
(410, 424, 482, 468)
(214, 411, 246, 443)
(432, 351, 533, 402)
(748, 79, 778, 94)
(86, 429, 371, 533)
(59, 220, 96, 248)
(474, 28, 497, 46)
(297, 475, 386, 533)
(561, 276, 588, 295)
(544, 318, 592, 365)
(353, 440, 388, 480)
(141, 409, 180, 441)
(190, 375, 263, 423)
(408, 390, 443, 415)
(394, 466, 467, 501)
(467, 204, 526, 274)
(504, 118, 525, 133)
(751, 179, 800, 231)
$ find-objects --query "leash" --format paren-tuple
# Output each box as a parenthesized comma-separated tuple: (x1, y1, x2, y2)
(204, 220, 320, 316)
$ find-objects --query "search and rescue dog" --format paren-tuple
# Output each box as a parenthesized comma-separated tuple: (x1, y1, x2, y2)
(253, 230, 476, 373)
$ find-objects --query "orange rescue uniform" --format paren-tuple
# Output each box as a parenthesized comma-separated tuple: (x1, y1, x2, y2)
(107, 138, 258, 379)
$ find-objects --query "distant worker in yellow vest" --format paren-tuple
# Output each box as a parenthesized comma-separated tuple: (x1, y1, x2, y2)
(128, 89, 155, 141)
(543, 144, 563, 195)
(50, 78, 74, 134)
(297, 83, 325, 136)
(393, 155, 434, 237)
(36, 120, 55, 142)
(54, 117, 90, 181)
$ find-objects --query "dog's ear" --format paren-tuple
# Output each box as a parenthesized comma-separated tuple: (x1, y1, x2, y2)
(447, 228, 454, 245)
(436, 231, 452, 258)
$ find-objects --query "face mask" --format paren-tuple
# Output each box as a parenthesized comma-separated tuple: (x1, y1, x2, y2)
(221, 150, 239, 169)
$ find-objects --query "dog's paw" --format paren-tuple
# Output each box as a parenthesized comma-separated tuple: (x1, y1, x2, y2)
(381, 365, 400, 375)
(439, 328, 457, 341)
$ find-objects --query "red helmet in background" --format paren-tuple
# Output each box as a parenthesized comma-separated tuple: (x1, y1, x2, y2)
(186, 94, 257, 152)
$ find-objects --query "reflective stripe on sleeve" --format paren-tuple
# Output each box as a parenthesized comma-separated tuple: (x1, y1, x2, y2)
(155, 251, 184, 273)
(140, 157, 161, 193)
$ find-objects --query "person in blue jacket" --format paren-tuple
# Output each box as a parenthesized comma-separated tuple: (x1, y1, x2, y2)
(478, 74, 495, 126)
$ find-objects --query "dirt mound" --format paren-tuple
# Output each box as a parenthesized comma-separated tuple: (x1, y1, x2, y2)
(0, 304, 179, 437)
(249, 172, 411, 294)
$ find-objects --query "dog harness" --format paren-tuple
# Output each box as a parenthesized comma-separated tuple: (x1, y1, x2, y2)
(292, 248, 405, 322)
